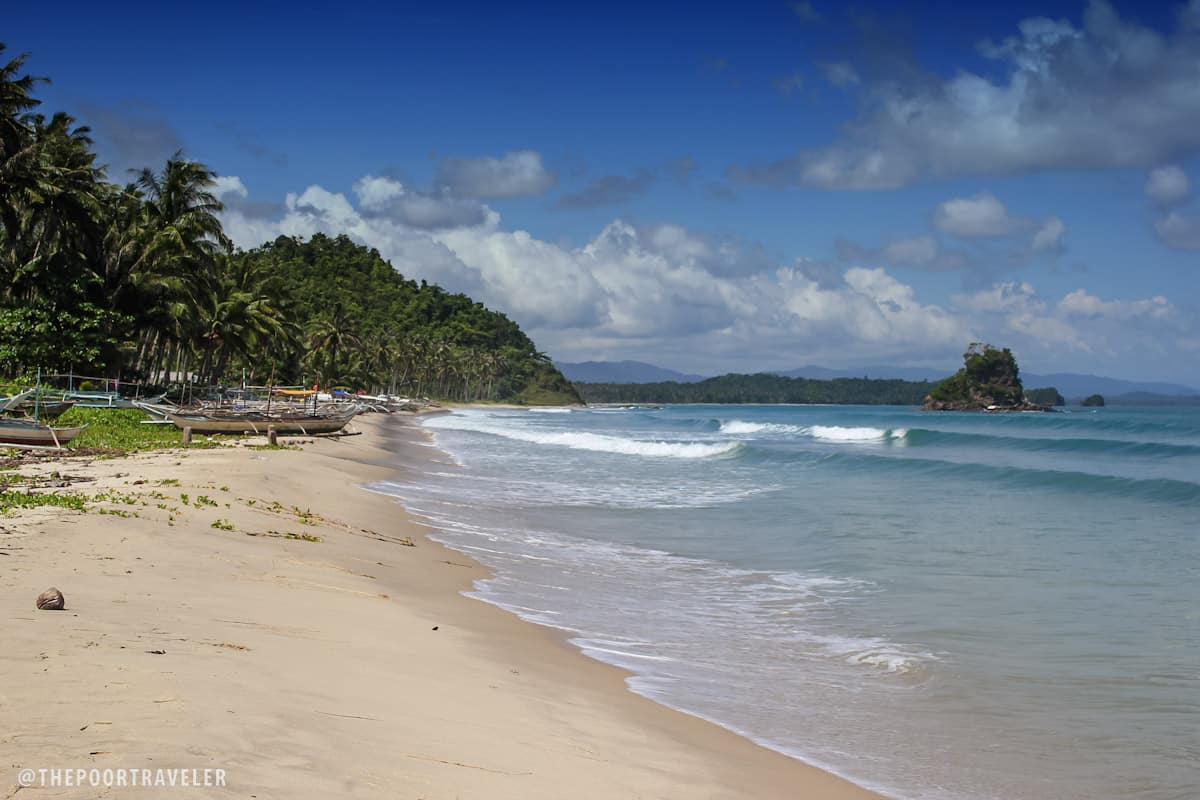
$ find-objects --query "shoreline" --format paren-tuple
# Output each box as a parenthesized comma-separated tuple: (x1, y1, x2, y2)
(2, 413, 880, 799)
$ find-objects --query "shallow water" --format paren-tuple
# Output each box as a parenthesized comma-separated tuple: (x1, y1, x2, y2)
(372, 404, 1200, 800)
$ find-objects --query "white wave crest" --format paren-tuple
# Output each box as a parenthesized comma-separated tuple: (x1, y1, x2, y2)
(427, 414, 739, 459)
(719, 420, 807, 435)
(531, 431, 741, 458)
(809, 425, 892, 442)
(719, 420, 907, 443)
(720, 420, 769, 434)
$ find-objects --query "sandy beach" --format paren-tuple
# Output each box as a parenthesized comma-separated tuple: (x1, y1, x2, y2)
(1, 413, 879, 799)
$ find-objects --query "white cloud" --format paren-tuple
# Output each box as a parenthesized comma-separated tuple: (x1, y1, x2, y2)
(954, 284, 1183, 360)
(1057, 289, 1172, 320)
(734, 1, 1200, 189)
(931, 193, 1065, 255)
(210, 175, 248, 200)
(435, 150, 556, 198)
(1145, 165, 1192, 206)
(353, 175, 406, 210)
(934, 193, 1016, 237)
(352, 175, 487, 230)
(953, 281, 1043, 314)
(1153, 211, 1200, 250)
(1031, 216, 1066, 252)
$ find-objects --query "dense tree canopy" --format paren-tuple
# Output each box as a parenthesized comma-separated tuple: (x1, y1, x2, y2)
(576, 374, 936, 405)
(0, 44, 578, 404)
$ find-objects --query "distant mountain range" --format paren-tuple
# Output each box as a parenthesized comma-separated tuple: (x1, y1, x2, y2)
(557, 360, 708, 383)
(557, 359, 1200, 397)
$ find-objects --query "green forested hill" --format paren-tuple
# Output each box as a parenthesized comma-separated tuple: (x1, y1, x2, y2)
(576, 374, 936, 405)
(236, 234, 581, 404)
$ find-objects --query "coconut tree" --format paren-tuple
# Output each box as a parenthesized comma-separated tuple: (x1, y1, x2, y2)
(124, 153, 230, 378)
(304, 305, 362, 388)
(191, 255, 295, 384)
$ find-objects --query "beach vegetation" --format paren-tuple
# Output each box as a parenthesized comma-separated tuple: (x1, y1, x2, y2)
(210, 518, 234, 531)
(55, 408, 177, 451)
(0, 489, 86, 513)
(0, 45, 579, 405)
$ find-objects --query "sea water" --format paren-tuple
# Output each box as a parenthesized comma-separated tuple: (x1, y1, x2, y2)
(371, 404, 1199, 800)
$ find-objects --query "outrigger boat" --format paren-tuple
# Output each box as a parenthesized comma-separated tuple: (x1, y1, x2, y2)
(0, 417, 86, 449)
(15, 399, 75, 420)
(164, 405, 357, 436)
(56, 390, 166, 409)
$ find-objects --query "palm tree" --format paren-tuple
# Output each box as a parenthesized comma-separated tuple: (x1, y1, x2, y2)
(124, 154, 230, 379)
(191, 255, 295, 384)
(304, 305, 362, 388)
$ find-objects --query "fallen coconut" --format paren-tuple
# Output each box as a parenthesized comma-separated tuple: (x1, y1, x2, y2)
(36, 587, 65, 611)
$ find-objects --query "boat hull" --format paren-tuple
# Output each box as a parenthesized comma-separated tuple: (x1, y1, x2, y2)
(0, 420, 85, 448)
(165, 409, 356, 435)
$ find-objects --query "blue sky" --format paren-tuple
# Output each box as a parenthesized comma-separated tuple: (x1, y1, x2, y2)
(10, 0, 1200, 383)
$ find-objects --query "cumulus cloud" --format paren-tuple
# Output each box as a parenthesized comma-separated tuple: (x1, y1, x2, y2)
(839, 194, 1063, 274)
(353, 175, 487, 230)
(1153, 211, 1200, 250)
(217, 175, 1194, 377)
(1145, 165, 1192, 206)
(210, 175, 248, 200)
(934, 193, 1016, 237)
(953, 283, 1184, 358)
(1057, 289, 1172, 319)
(733, 1, 1200, 189)
(953, 281, 1043, 314)
(931, 192, 1066, 254)
(435, 150, 556, 198)
(1031, 217, 1066, 252)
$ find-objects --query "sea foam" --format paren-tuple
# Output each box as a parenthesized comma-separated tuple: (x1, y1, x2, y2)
(719, 420, 906, 443)
(428, 413, 740, 459)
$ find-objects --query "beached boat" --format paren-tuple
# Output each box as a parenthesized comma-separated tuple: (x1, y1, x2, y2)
(0, 389, 35, 413)
(13, 400, 75, 420)
(58, 390, 166, 409)
(0, 417, 86, 449)
(164, 405, 357, 435)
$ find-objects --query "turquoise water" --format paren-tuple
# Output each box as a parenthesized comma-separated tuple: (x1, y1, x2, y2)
(374, 405, 1199, 800)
